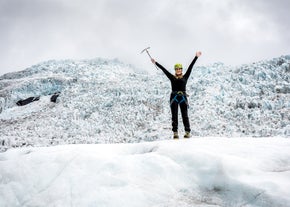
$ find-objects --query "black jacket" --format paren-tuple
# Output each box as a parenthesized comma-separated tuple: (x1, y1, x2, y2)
(155, 56, 198, 92)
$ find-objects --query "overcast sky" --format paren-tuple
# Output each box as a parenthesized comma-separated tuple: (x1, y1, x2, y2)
(0, 0, 289, 75)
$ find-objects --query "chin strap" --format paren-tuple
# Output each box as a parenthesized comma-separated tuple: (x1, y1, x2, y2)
(175, 74, 183, 79)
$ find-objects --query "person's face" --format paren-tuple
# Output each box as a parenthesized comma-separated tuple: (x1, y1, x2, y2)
(175, 68, 182, 76)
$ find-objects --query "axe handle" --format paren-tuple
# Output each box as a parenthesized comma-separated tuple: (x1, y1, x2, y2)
(147, 50, 158, 70)
(142, 47, 158, 70)
(146, 50, 152, 59)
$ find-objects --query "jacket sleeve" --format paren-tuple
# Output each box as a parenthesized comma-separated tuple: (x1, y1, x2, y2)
(184, 56, 198, 80)
(156, 62, 174, 80)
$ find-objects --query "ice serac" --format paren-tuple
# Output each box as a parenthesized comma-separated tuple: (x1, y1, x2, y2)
(0, 56, 289, 150)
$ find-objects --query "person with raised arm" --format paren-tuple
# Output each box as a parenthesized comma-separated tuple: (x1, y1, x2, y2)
(151, 51, 202, 139)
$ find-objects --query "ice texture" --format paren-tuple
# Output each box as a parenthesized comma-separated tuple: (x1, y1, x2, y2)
(0, 56, 289, 150)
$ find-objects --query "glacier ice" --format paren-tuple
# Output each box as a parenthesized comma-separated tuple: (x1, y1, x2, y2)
(0, 56, 289, 150)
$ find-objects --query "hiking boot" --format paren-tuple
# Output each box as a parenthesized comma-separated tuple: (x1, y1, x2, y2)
(184, 131, 191, 138)
(173, 132, 179, 139)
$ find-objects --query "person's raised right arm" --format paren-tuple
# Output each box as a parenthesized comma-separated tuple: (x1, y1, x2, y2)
(151, 58, 174, 80)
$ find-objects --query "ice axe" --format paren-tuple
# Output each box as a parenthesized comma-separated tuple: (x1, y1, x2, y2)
(141, 47, 158, 70)
(141, 47, 153, 59)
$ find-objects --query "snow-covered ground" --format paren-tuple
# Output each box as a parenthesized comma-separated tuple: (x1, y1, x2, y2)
(1, 138, 290, 207)
(0, 56, 290, 151)
(0, 56, 290, 206)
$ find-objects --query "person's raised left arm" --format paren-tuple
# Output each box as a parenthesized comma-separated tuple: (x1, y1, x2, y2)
(184, 51, 202, 79)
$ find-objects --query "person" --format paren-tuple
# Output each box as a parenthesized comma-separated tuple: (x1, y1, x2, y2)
(151, 51, 202, 139)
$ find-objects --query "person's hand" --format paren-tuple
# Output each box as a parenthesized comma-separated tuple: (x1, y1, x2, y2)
(196, 51, 202, 57)
(151, 58, 156, 64)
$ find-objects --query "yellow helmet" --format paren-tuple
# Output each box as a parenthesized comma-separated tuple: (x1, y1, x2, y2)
(174, 63, 183, 70)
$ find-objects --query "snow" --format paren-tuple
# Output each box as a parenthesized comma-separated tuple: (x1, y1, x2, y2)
(0, 56, 290, 151)
(1, 138, 290, 207)
(0, 56, 290, 206)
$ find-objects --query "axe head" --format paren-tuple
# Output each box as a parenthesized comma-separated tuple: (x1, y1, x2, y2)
(141, 47, 150, 54)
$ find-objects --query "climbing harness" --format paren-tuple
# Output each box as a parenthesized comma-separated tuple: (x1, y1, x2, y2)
(170, 91, 188, 105)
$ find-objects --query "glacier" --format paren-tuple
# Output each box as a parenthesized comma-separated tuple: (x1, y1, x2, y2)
(1, 56, 290, 207)
(0, 56, 290, 151)
(1, 138, 290, 207)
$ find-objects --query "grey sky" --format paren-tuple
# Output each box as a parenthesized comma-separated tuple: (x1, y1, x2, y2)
(0, 0, 289, 75)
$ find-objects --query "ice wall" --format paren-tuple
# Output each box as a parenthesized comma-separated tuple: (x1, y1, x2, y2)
(0, 56, 289, 150)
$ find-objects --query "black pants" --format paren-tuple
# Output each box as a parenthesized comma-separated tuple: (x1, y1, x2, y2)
(170, 93, 191, 132)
